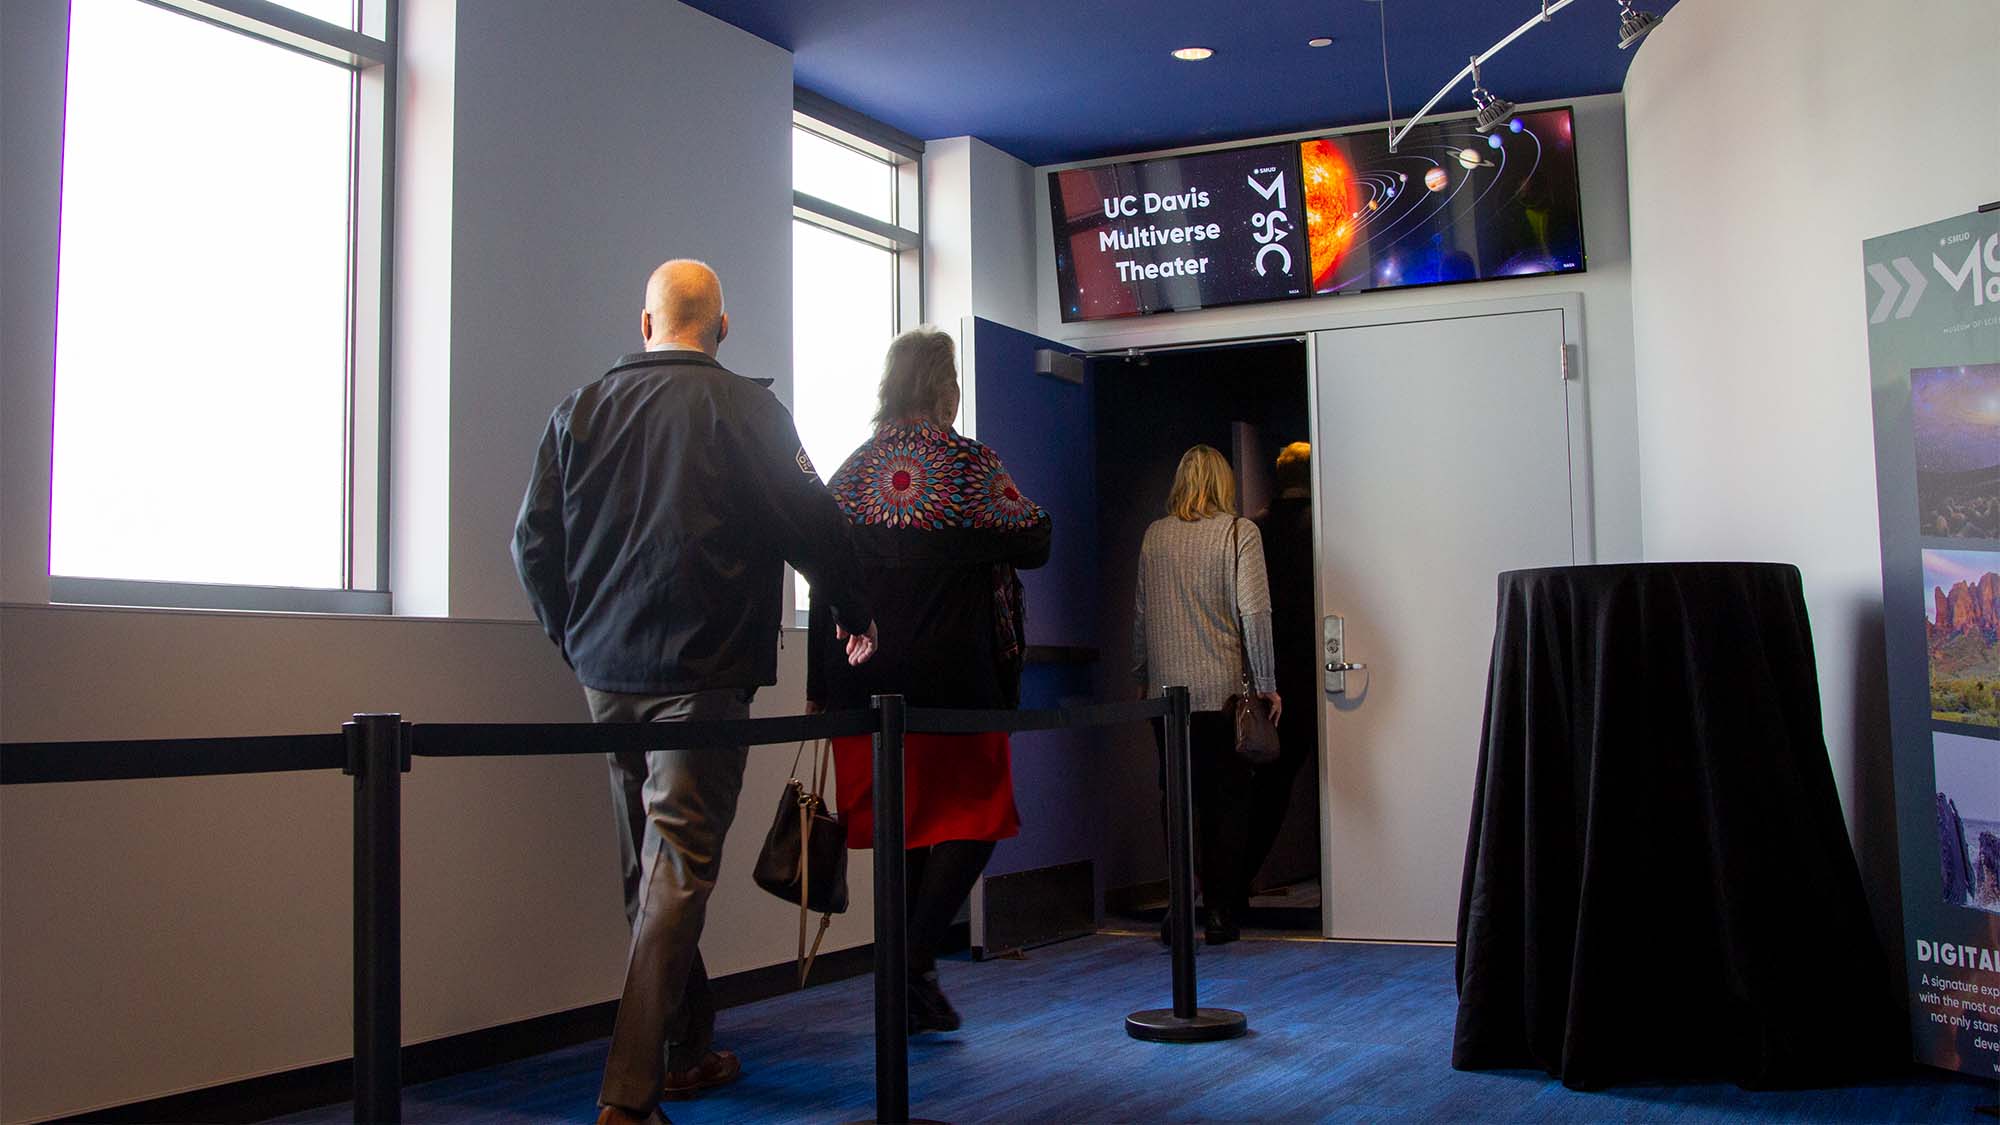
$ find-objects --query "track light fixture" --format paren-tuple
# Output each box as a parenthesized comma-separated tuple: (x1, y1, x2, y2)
(1385, 0, 1664, 152)
(1617, 0, 1662, 50)
(1468, 57, 1514, 134)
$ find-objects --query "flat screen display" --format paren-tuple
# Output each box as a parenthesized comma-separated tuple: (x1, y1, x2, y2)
(1050, 107, 1587, 322)
(1049, 141, 1312, 322)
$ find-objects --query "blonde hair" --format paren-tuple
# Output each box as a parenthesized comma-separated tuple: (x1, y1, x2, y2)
(1166, 445, 1237, 521)
(875, 327, 960, 425)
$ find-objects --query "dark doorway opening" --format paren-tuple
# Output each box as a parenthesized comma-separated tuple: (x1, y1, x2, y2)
(1089, 338, 1321, 936)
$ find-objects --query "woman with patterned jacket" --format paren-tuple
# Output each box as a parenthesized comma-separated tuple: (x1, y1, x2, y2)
(807, 326, 1051, 1033)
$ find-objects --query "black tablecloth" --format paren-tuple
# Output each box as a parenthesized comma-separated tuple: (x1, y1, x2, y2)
(1453, 562, 1900, 1089)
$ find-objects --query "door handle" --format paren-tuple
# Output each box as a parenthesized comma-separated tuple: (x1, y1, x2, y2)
(1324, 616, 1363, 694)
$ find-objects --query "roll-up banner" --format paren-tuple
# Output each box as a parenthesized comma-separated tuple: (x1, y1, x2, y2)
(1865, 206, 2000, 1080)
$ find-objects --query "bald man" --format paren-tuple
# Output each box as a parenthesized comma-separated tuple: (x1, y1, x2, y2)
(513, 260, 876, 1125)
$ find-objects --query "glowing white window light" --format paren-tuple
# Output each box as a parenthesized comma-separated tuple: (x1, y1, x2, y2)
(51, 0, 354, 588)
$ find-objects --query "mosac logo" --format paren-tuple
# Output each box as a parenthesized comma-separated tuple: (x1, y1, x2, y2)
(796, 447, 816, 476)
(1868, 233, 2000, 323)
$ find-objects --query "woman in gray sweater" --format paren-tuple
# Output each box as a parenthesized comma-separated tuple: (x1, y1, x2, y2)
(1133, 444, 1282, 944)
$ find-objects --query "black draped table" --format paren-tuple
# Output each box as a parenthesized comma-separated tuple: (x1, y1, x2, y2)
(1453, 562, 1900, 1089)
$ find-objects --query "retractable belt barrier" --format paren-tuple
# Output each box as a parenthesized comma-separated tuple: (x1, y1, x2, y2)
(0, 684, 1242, 1125)
(0, 733, 349, 784)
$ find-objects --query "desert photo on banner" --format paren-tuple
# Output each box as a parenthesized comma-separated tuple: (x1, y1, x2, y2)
(1925, 548, 2000, 731)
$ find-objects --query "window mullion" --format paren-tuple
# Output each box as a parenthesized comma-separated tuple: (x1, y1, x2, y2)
(138, 0, 386, 66)
(793, 191, 919, 252)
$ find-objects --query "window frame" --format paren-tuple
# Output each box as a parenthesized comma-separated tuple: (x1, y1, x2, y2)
(792, 90, 923, 358)
(788, 92, 924, 627)
(48, 0, 396, 615)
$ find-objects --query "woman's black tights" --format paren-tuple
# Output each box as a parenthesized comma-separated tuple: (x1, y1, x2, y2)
(904, 839, 997, 974)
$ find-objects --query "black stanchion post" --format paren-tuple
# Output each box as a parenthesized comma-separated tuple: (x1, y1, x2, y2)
(1164, 685, 1199, 1018)
(1126, 686, 1247, 1043)
(347, 714, 405, 1124)
(872, 695, 911, 1124)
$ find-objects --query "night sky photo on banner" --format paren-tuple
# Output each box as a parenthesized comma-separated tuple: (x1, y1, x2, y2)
(1299, 107, 1585, 295)
(1912, 363, 2000, 543)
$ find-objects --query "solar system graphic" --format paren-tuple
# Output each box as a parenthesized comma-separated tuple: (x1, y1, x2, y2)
(1301, 107, 1586, 295)
(1047, 107, 1586, 322)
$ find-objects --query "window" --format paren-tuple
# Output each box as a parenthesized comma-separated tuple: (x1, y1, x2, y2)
(48, 0, 394, 613)
(791, 95, 923, 620)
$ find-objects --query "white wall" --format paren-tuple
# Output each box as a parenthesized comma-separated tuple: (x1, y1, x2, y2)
(1031, 93, 1646, 564)
(1623, 0, 2000, 945)
(923, 138, 974, 338)
(923, 137, 1040, 338)
(443, 0, 798, 620)
(0, 3, 865, 1121)
(390, 0, 457, 615)
(965, 139, 1040, 335)
(924, 136, 1042, 444)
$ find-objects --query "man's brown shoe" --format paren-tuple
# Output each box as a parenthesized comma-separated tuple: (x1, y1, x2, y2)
(660, 1048, 742, 1100)
(595, 1103, 669, 1125)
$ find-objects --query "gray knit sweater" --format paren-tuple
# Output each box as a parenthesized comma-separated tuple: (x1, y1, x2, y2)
(1132, 513, 1277, 712)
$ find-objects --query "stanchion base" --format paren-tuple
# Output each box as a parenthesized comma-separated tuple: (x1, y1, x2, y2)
(1125, 1007, 1247, 1042)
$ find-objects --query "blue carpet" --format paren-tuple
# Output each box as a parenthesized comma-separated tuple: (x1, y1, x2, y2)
(272, 935, 1991, 1123)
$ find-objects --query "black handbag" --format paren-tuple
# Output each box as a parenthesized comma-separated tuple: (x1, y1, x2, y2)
(1223, 518, 1282, 767)
(752, 739, 848, 985)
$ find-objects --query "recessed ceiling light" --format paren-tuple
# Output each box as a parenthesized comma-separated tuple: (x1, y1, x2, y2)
(1171, 46, 1214, 61)
(1308, 37, 1334, 47)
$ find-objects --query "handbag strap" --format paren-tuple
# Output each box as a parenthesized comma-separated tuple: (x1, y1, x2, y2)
(794, 739, 836, 989)
(1228, 517, 1252, 693)
(796, 796, 811, 981)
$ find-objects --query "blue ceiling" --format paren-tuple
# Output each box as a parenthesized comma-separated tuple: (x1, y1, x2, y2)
(680, 0, 1679, 165)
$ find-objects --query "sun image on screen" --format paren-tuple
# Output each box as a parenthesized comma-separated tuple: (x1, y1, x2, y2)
(1301, 139, 1355, 290)
(1299, 107, 1585, 296)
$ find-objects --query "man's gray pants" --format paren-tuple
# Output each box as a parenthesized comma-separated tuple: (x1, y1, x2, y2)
(587, 686, 751, 1111)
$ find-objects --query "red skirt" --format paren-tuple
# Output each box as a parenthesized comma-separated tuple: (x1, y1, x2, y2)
(831, 732, 1021, 850)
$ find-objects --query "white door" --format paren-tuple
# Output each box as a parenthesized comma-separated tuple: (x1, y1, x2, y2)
(1314, 309, 1579, 940)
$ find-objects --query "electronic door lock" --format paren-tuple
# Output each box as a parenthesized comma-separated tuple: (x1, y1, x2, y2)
(1324, 615, 1363, 694)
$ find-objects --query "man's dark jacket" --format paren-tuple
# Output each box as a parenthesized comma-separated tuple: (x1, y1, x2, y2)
(512, 350, 872, 694)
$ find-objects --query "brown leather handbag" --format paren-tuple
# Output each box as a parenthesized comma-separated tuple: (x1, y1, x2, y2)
(1224, 518, 1281, 766)
(752, 739, 848, 986)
